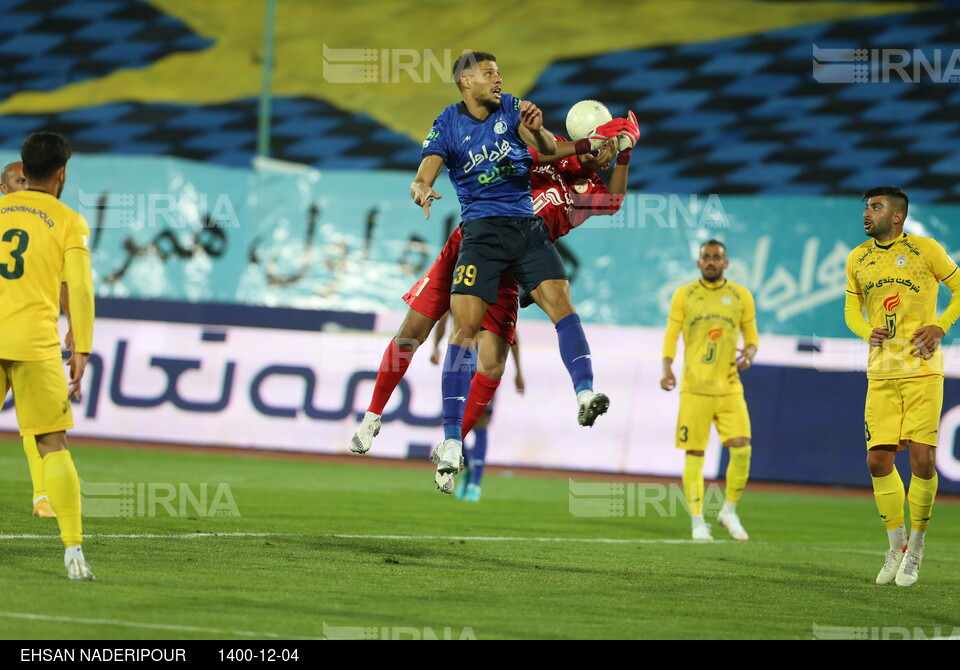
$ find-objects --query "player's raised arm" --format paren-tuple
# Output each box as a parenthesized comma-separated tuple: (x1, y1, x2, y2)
(410, 154, 444, 220)
(517, 100, 556, 155)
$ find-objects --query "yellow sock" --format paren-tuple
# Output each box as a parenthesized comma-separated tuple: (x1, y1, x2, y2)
(23, 435, 46, 501)
(907, 473, 938, 534)
(871, 467, 905, 530)
(725, 445, 751, 504)
(44, 450, 83, 547)
(683, 453, 705, 516)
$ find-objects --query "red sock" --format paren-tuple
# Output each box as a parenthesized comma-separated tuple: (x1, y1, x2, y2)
(461, 373, 501, 438)
(366, 339, 415, 415)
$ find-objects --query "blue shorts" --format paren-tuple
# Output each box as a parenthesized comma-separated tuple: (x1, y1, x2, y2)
(453, 216, 567, 307)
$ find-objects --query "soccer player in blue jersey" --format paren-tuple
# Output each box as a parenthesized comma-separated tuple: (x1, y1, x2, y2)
(411, 51, 610, 487)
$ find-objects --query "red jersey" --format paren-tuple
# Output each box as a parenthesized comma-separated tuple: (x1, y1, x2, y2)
(530, 138, 624, 241)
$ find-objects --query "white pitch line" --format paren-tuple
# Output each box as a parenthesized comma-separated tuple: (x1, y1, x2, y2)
(331, 534, 704, 544)
(0, 532, 705, 544)
(0, 611, 321, 640)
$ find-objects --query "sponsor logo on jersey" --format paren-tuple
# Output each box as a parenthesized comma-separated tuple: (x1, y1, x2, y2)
(708, 328, 723, 341)
(462, 138, 512, 174)
(883, 293, 900, 312)
(477, 161, 524, 185)
(532, 187, 565, 214)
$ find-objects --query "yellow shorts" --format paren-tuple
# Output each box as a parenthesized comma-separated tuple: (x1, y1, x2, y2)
(0, 357, 73, 436)
(865, 375, 943, 450)
(676, 391, 751, 451)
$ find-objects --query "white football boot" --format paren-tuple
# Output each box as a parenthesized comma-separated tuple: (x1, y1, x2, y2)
(577, 391, 610, 427)
(692, 523, 713, 541)
(350, 412, 381, 454)
(66, 559, 95, 581)
(895, 550, 922, 587)
(431, 440, 463, 494)
(876, 547, 906, 585)
(717, 509, 749, 541)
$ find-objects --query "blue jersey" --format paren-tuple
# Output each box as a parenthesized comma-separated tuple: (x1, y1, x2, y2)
(421, 93, 534, 221)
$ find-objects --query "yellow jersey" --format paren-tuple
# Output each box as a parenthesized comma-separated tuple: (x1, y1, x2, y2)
(845, 232, 960, 380)
(663, 278, 759, 395)
(0, 190, 90, 361)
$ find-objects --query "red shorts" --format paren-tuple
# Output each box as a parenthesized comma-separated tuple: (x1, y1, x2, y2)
(402, 228, 519, 346)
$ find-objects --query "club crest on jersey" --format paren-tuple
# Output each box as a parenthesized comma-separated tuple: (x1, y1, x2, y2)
(895, 254, 907, 267)
(708, 328, 723, 341)
(494, 119, 507, 134)
(574, 181, 588, 193)
(721, 295, 732, 305)
(883, 294, 900, 312)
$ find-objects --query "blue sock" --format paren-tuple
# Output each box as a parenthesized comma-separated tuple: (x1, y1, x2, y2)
(555, 313, 593, 395)
(469, 428, 487, 487)
(441, 344, 474, 440)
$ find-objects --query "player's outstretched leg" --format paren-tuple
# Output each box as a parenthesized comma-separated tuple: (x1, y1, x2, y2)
(556, 312, 608, 426)
(351, 310, 436, 454)
(23, 435, 56, 518)
(461, 329, 508, 438)
(39, 434, 94, 580)
(531, 280, 608, 427)
(717, 442, 750, 541)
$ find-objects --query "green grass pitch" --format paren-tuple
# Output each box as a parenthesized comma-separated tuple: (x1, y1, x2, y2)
(1, 440, 959, 640)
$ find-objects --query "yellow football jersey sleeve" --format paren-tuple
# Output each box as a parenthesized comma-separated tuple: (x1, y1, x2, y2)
(0, 190, 92, 361)
(663, 279, 757, 395)
(845, 233, 960, 379)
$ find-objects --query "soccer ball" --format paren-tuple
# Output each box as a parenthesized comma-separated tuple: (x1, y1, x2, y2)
(565, 100, 613, 141)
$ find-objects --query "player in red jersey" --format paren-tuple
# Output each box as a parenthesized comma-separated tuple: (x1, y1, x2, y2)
(351, 111, 639, 487)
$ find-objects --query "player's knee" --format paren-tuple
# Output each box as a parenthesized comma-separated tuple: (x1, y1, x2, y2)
(730, 444, 753, 466)
(477, 359, 505, 380)
(395, 313, 434, 347)
(393, 336, 421, 352)
(35, 432, 67, 457)
(910, 446, 937, 479)
(533, 280, 575, 323)
(866, 450, 894, 477)
(451, 323, 481, 347)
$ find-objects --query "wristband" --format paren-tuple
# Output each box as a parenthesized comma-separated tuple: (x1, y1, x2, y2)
(616, 149, 632, 166)
(574, 138, 591, 155)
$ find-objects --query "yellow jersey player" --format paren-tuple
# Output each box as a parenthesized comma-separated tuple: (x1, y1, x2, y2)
(845, 186, 960, 587)
(0, 132, 95, 580)
(661, 240, 758, 541)
(1, 160, 69, 520)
